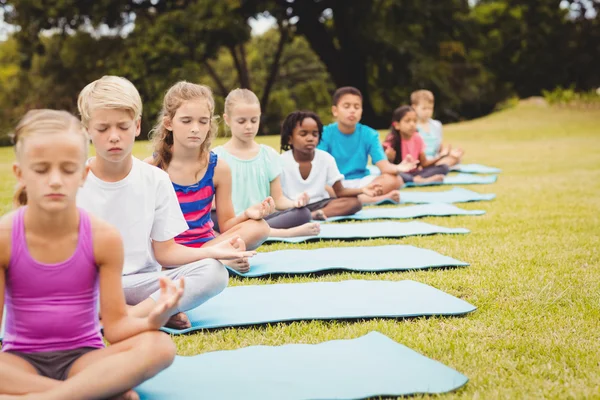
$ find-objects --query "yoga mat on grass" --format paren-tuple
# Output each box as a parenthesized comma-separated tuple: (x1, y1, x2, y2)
(326, 203, 484, 222)
(162, 280, 476, 334)
(451, 163, 502, 174)
(265, 221, 469, 244)
(373, 187, 496, 205)
(366, 165, 497, 186)
(405, 173, 497, 187)
(136, 331, 468, 400)
(230, 245, 469, 277)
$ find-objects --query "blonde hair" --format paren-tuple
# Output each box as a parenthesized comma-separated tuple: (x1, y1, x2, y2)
(77, 75, 143, 127)
(411, 90, 435, 106)
(224, 88, 260, 117)
(11, 109, 89, 208)
(149, 81, 218, 171)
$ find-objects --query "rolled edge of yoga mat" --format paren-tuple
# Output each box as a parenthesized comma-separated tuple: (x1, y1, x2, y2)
(451, 163, 502, 174)
(403, 173, 498, 187)
(264, 221, 470, 244)
(325, 203, 485, 222)
(229, 244, 470, 278)
(135, 331, 469, 399)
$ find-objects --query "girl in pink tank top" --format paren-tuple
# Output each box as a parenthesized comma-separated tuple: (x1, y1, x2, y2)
(0, 109, 185, 399)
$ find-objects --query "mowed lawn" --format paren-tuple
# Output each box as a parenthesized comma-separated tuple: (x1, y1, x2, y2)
(0, 102, 599, 398)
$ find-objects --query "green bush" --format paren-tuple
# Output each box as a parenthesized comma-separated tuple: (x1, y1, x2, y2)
(542, 86, 600, 106)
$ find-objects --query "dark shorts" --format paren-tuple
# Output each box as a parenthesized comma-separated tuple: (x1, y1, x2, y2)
(7, 347, 99, 381)
(305, 198, 333, 212)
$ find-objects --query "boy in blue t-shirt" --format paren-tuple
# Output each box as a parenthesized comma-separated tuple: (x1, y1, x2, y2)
(318, 87, 415, 204)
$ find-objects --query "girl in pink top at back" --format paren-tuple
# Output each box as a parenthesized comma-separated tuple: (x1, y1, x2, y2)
(382, 105, 450, 184)
(0, 109, 184, 400)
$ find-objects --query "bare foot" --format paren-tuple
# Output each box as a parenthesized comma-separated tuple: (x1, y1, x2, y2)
(271, 222, 321, 238)
(112, 390, 140, 400)
(414, 175, 445, 184)
(359, 189, 401, 205)
(311, 210, 327, 221)
(165, 312, 191, 330)
(222, 257, 250, 273)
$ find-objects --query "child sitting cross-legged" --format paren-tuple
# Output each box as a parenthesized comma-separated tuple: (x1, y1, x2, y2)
(280, 111, 383, 220)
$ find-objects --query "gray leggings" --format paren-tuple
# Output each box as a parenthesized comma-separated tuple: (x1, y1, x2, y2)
(399, 165, 450, 183)
(122, 259, 228, 313)
(211, 207, 311, 231)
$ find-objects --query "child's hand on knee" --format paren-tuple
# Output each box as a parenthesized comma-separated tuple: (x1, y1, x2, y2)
(397, 154, 418, 173)
(294, 192, 310, 208)
(244, 197, 275, 220)
(362, 183, 383, 197)
(208, 236, 257, 260)
(148, 277, 185, 329)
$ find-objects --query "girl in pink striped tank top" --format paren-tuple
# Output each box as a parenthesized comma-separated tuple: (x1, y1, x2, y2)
(146, 81, 275, 274)
(0, 110, 184, 399)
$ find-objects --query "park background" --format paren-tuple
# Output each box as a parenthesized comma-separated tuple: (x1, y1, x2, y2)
(1, 1, 599, 399)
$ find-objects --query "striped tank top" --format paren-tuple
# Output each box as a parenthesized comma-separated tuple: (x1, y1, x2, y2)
(173, 151, 217, 247)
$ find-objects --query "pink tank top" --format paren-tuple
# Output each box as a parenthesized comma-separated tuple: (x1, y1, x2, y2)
(2, 207, 104, 353)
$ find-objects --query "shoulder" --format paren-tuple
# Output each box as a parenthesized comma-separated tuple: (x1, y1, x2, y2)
(322, 123, 337, 135)
(414, 133, 425, 145)
(89, 214, 123, 262)
(133, 157, 171, 184)
(430, 119, 442, 128)
(358, 123, 379, 138)
(214, 154, 231, 175)
(212, 145, 226, 156)
(0, 211, 17, 267)
(316, 149, 335, 163)
(260, 145, 281, 160)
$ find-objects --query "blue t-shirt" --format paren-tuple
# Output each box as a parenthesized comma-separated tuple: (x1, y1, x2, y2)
(318, 122, 386, 180)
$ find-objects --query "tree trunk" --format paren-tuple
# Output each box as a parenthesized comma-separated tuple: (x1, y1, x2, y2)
(260, 24, 290, 110)
(292, 1, 387, 127)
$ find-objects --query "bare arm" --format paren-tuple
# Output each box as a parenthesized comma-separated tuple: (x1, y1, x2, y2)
(94, 220, 153, 343)
(331, 180, 363, 198)
(94, 218, 185, 343)
(375, 159, 404, 175)
(213, 158, 249, 232)
(152, 237, 256, 267)
(270, 176, 297, 210)
(0, 214, 13, 332)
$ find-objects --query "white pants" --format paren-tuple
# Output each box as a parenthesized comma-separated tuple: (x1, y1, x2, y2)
(122, 259, 228, 313)
(342, 174, 377, 189)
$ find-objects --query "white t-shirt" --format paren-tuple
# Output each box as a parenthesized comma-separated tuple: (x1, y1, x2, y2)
(77, 157, 189, 275)
(280, 149, 344, 203)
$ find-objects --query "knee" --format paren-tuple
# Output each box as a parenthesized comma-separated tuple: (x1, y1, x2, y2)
(138, 331, 176, 373)
(346, 198, 362, 214)
(187, 259, 229, 297)
(205, 259, 229, 296)
(246, 218, 270, 238)
(297, 206, 312, 223)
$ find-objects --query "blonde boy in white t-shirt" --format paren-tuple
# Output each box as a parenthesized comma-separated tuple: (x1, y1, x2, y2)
(76, 76, 255, 329)
(279, 111, 382, 220)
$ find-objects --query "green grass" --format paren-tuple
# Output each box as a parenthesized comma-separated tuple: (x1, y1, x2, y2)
(2, 103, 600, 398)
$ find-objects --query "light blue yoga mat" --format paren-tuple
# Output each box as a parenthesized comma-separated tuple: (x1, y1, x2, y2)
(265, 221, 469, 243)
(373, 187, 496, 205)
(405, 173, 497, 187)
(326, 203, 484, 222)
(451, 163, 502, 174)
(230, 245, 469, 277)
(136, 331, 468, 399)
(162, 280, 476, 334)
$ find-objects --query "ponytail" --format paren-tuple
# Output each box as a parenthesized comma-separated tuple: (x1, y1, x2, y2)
(13, 183, 27, 208)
